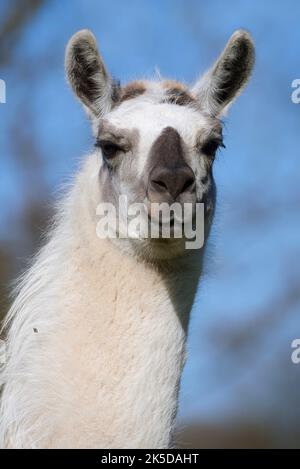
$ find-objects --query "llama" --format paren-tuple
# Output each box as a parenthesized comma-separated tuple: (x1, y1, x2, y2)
(0, 29, 254, 448)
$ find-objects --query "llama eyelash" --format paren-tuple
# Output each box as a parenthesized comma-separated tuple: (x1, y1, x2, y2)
(198, 138, 226, 158)
(95, 140, 126, 160)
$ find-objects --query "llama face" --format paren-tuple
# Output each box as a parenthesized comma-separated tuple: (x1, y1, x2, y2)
(65, 29, 254, 258)
(95, 93, 219, 247)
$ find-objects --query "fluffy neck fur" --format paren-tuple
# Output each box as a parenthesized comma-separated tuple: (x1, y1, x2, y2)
(0, 153, 203, 448)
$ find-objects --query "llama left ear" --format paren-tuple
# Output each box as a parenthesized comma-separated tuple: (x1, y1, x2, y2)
(191, 30, 255, 117)
(65, 30, 120, 119)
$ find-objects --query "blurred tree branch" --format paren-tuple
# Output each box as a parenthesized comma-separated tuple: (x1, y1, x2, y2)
(0, 0, 50, 324)
(0, 0, 46, 65)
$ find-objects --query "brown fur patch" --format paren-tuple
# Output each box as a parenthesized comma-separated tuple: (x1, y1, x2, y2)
(118, 79, 197, 107)
(119, 81, 146, 103)
(162, 80, 187, 92)
(164, 88, 196, 106)
(162, 80, 197, 106)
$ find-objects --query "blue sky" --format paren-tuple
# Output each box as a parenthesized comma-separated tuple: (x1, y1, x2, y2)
(1, 0, 300, 435)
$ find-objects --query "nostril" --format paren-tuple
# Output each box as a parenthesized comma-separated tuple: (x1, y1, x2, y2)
(181, 177, 195, 193)
(151, 179, 169, 192)
(149, 165, 196, 200)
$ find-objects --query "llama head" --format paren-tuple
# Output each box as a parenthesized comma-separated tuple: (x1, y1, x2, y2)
(65, 30, 254, 260)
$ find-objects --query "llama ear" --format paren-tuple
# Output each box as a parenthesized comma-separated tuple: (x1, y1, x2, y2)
(191, 30, 255, 117)
(65, 30, 120, 119)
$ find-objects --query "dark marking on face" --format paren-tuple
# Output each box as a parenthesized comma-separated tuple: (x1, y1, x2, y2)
(161, 80, 197, 107)
(200, 174, 209, 185)
(149, 127, 185, 169)
(97, 120, 139, 151)
(147, 127, 196, 202)
(119, 81, 146, 103)
(195, 120, 223, 161)
(163, 88, 197, 107)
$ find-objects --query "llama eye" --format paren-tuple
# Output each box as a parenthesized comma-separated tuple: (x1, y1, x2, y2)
(201, 139, 225, 158)
(96, 140, 123, 159)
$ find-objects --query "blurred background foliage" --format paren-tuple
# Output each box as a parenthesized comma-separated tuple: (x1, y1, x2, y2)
(0, 0, 300, 448)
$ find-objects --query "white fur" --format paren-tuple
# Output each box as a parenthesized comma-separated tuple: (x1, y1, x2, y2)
(0, 154, 201, 448)
(0, 29, 254, 449)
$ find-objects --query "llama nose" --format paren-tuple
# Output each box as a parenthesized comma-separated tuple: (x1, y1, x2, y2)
(148, 165, 196, 201)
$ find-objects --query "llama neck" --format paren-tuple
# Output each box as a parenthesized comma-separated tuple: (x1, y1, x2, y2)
(45, 236, 202, 448)
(2, 159, 203, 448)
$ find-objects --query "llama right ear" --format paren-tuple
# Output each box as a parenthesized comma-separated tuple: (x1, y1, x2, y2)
(65, 30, 120, 119)
(191, 30, 255, 117)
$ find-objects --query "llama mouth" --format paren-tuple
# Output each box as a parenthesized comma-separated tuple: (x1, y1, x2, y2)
(147, 214, 175, 225)
(146, 213, 196, 240)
